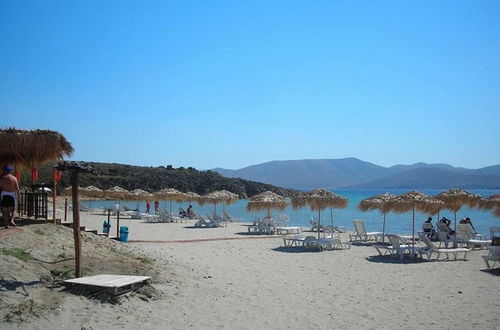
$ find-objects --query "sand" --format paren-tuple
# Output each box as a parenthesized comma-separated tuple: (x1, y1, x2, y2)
(2, 212, 499, 329)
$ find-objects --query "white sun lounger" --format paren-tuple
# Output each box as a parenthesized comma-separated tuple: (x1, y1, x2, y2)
(418, 233, 470, 261)
(373, 234, 413, 260)
(483, 246, 500, 269)
(350, 220, 382, 242)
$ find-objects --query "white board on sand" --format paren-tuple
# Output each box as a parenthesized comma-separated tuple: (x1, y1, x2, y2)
(64, 274, 151, 295)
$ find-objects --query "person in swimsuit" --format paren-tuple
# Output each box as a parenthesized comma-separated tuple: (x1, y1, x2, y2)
(0, 166, 20, 228)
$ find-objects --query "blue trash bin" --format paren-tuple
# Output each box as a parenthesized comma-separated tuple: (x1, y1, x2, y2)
(103, 220, 111, 234)
(119, 226, 129, 243)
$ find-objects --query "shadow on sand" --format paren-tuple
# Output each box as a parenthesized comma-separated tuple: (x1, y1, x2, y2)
(271, 246, 322, 253)
(365, 255, 428, 264)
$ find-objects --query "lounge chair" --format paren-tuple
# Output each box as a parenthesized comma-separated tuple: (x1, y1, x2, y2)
(223, 211, 242, 222)
(436, 222, 455, 248)
(417, 233, 470, 261)
(483, 246, 500, 269)
(349, 220, 382, 242)
(283, 234, 307, 247)
(373, 234, 412, 260)
(309, 218, 323, 232)
(456, 224, 490, 249)
(207, 214, 226, 227)
(192, 212, 214, 228)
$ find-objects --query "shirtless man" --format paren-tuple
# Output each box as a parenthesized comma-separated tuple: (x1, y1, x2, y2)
(0, 166, 20, 228)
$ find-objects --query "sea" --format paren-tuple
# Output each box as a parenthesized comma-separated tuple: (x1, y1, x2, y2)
(82, 189, 500, 239)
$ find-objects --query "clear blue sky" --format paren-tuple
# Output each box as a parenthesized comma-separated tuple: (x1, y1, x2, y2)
(1, 1, 499, 170)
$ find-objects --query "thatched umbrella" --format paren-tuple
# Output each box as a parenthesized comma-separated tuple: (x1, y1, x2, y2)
(128, 189, 154, 201)
(479, 194, 500, 210)
(435, 189, 481, 232)
(292, 189, 347, 239)
(479, 194, 500, 218)
(394, 191, 444, 248)
(0, 127, 73, 169)
(154, 188, 185, 213)
(128, 189, 155, 212)
(183, 192, 201, 202)
(199, 190, 239, 216)
(358, 192, 398, 243)
(246, 191, 288, 219)
(80, 185, 104, 199)
(103, 186, 130, 200)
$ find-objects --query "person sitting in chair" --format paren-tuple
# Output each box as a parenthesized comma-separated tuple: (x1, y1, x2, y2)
(459, 217, 477, 234)
(422, 217, 435, 238)
(439, 217, 455, 235)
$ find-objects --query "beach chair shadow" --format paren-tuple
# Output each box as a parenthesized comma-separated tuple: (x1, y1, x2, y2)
(271, 246, 322, 253)
(365, 255, 426, 264)
(480, 268, 500, 277)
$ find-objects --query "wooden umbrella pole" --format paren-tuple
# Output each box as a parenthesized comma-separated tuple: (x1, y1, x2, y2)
(52, 180, 57, 224)
(70, 170, 82, 278)
(107, 209, 111, 237)
(64, 198, 68, 222)
(412, 206, 415, 250)
(330, 207, 333, 229)
(382, 212, 386, 243)
(318, 209, 321, 239)
(116, 210, 120, 240)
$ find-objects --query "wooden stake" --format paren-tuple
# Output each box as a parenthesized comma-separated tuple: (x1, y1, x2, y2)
(107, 209, 111, 237)
(64, 198, 68, 222)
(116, 210, 120, 240)
(52, 180, 57, 224)
(70, 170, 82, 278)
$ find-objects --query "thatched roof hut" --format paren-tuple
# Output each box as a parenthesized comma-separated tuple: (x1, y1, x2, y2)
(0, 128, 73, 168)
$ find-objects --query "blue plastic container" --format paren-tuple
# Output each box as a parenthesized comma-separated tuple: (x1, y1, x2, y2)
(119, 226, 129, 243)
(103, 220, 111, 234)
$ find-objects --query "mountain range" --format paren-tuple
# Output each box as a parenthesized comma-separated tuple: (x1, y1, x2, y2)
(213, 158, 500, 190)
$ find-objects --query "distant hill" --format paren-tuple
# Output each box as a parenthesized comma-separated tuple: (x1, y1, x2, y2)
(20, 162, 297, 198)
(213, 158, 500, 190)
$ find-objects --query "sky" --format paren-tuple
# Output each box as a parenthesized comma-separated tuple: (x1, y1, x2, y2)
(1, 1, 499, 170)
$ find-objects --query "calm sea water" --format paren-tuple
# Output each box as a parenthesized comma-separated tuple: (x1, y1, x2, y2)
(83, 189, 500, 239)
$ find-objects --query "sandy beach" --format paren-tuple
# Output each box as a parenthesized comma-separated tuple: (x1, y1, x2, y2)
(1, 211, 497, 330)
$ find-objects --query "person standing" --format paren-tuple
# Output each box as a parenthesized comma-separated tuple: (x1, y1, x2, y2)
(0, 166, 20, 229)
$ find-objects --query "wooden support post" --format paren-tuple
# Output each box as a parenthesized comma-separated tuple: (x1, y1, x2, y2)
(107, 209, 111, 237)
(70, 170, 82, 278)
(116, 210, 120, 240)
(52, 180, 57, 224)
(64, 198, 68, 223)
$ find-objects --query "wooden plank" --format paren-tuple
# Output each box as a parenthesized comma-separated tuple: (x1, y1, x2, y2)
(64, 275, 151, 288)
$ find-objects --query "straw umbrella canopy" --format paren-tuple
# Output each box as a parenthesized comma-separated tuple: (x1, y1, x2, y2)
(479, 194, 500, 210)
(199, 190, 239, 216)
(479, 194, 500, 218)
(394, 191, 444, 248)
(183, 192, 201, 203)
(0, 128, 73, 169)
(79, 186, 104, 199)
(103, 186, 129, 200)
(153, 188, 185, 213)
(435, 189, 481, 231)
(292, 189, 347, 239)
(358, 192, 398, 243)
(128, 189, 154, 201)
(246, 191, 288, 219)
